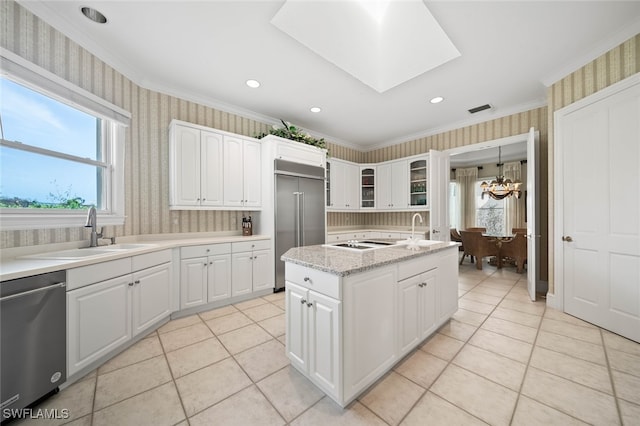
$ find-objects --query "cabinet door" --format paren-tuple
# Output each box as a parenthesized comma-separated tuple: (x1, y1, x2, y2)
(376, 163, 392, 209)
(286, 282, 308, 372)
(391, 160, 408, 209)
(420, 270, 438, 339)
(243, 139, 262, 208)
(330, 160, 345, 209)
(397, 275, 421, 357)
(223, 136, 245, 207)
(132, 263, 171, 336)
(207, 253, 232, 302)
(200, 130, 224, 206)
(360, 167, 376, 209)
(232, 252, 253, 297)
(252, 249, 273, 292)
(67, 275, 131, 376)
(180, 257, 208, 309)
(308, 290, 342, 398)
(345, 162, 360, 210)
(171, 125, 201, 206)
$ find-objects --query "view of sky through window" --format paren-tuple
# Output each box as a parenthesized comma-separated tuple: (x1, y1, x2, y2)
(0, 77, 100, 207)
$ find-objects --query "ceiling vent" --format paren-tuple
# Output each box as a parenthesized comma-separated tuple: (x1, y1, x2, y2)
(468, 104, 493, 114)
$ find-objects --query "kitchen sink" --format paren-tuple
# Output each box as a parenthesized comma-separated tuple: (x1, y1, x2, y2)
(100, 243, 157, 250)
(323, 240, 395, 252)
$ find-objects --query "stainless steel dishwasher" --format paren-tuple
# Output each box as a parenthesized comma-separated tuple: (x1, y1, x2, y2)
(1, 270, 66, 421)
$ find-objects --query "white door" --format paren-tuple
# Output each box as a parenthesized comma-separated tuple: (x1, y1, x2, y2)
(345, 162, 360, 210)
(200, 130, 224, 207)
(391, 160, 407, 209)
(397, 275, 420, 356)
(557, 77, 640, 342)
(231, 252, 253, 297)
(207, 254, 231, 302)
(376, 162, 392, 209)
(419, 270, 437, 339)
(285, 282, 308, 372)
(243, 139, 262, 208)
(132, 263, 171, 336)
(251, 249, 273, 292)
(223, 136, 245, 207)
(172, 125, 201, 206)
(526, 127, 539, 301)
(180, 258, 207, 309)
(308, 290, 341, 397)
(331, 160, 346, 209)
(429, 150, 450, 241)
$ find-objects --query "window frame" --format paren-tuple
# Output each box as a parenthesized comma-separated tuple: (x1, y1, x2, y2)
(0, 49, 129, 230)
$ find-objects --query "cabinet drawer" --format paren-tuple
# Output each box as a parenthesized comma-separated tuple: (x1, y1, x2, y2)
(181, 243, 231, 259)
(286, 262, 340, 300)
(232, 239, 270, 253)
(132, 249, 172, 272)
(67, 258, 132, 291)
(398, 255, 438, 281)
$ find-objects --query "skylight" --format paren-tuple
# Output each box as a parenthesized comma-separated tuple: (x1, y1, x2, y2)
(271, 0, 460, 93)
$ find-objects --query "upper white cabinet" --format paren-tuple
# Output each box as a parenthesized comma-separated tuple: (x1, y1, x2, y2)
(223, 136, 261, 208)
(360, 166, 375, 209)
(327, 159, 359, 210)
(170, 124, 224, 208)
(169, 120, 261, 210)
(408, 157, 428, 208)
(377, 160, 407, 210)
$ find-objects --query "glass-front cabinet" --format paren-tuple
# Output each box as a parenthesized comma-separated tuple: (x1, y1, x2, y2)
(409, 158, 428, 207)
(360, 167, 375, 209)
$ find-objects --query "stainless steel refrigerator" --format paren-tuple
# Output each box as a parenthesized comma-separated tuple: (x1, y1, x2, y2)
(274, 159, 326, 291)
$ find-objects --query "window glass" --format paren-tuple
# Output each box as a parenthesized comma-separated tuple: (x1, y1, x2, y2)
(0, 77, 104, 210)
(475, 180, 505, 235)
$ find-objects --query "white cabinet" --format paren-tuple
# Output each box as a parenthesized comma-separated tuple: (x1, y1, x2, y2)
(231, 240, 273, 296)
(360, 166, 376, 209)
(180, 243, 232, 309)
(328, 159, 359, 210)
(397, 268, 436, 358)
(286, 282, 342, 398)
(408, 157, 429, 208)
(223, 136, 261, 208)
(170, 123, 224, 208)
(437, 248, 459, 322)
(67, 251, 172, 376)
(377, 160, 407, 209)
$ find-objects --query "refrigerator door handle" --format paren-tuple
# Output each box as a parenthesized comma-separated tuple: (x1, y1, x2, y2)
(293, 192, 301, 247)
(299, 192, 305, 247)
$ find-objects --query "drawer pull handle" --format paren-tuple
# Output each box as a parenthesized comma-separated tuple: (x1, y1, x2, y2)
(306, 302, 313, 307)
(303, 277, 310, 282)
(300, 298, 307, 304)
(128, 282, 134, 286)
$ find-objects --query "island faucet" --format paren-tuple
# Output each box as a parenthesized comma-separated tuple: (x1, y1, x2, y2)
(411, 213, 423, 241)
(84, 206, 102, 247)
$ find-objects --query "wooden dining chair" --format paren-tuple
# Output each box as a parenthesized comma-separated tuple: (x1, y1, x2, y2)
(450, 228, 464, 252)
(458, 230, 475, 265)
(465, 227, 487, 232)
(500, 233, 527, 273)
(460, 231, 499, 270)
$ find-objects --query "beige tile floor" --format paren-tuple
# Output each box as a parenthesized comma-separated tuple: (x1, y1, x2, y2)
(14, 259, 640, 426)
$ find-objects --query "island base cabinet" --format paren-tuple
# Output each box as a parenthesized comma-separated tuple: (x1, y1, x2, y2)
(343, 266, 397, 403)
(286, 281, 342, 401)
(437, 249, 459, 322)
(397, 269, 437, 358)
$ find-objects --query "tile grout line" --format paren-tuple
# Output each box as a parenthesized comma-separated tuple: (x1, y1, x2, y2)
(600, 328, 624, 425)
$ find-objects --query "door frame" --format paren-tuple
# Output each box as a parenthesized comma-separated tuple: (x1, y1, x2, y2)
(551, 72, 640, 311)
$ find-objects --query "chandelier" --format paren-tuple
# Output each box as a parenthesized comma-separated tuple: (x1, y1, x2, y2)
(480, 146, 522, 200)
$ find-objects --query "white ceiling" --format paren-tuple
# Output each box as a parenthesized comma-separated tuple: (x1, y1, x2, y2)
(18, 1, 640, 150)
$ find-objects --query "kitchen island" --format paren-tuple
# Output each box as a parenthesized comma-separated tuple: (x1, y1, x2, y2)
(281, 241, 459, 407)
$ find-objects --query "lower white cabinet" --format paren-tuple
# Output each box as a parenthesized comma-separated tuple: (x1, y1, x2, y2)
(67, 252, 171, 376)
(397, 268, 436, 358)
(180, 243, 232, 309)
(231, 240, 273, 297)
(286, 281, 341, 398)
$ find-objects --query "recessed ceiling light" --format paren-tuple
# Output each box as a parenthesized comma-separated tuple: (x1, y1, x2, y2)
(310, 107, 322, 113)
(81, 7, 107, 24)
(430, 96, 444, 104)
(246, 79, 260, 88)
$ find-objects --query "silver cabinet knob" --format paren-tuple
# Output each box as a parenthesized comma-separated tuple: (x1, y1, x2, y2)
(303, 277, 310, 282)
(300, 298, 307, 304)
(306, 302, 313, 307)
(562, 236, 573, 242)
(128, 282, 134, 286)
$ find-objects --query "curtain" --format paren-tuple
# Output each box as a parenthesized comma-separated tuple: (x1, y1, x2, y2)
(455, 167, 478, 230)
(503, 161, 524, 233)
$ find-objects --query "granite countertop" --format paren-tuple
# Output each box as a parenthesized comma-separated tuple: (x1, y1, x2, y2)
(0, 234, 270, 282)
(281, 241, 459, 277)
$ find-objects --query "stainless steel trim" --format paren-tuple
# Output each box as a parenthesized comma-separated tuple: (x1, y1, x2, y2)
(0, 282, 65, 302)
(300, 192, 305, 246)
(294, 192, 301, 247)
(275, 169, 325, 181)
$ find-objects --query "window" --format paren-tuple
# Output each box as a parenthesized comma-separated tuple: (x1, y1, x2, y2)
(0, 52, 129, 229)
(475, 179, 506, 236)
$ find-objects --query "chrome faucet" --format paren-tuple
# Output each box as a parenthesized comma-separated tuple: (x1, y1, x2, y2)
(84, 206, 102, 247)
(411, 213, 423, 241)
